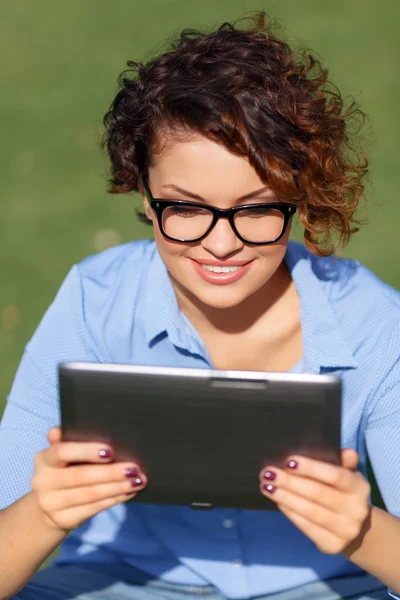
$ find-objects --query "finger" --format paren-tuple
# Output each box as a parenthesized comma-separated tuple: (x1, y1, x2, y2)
(261, 483, 360, 540)
(278, 505, 346, 555)
(47, 427, 62, 445)
(261, 466, 347, 512)
(50, 462, 144, 490)
(44, 476, 148, 511)
(341, 449, 359, 471)
(42, 442, 114, 468)
(271, 455, 358, 491)
(50, 490, 140, 532)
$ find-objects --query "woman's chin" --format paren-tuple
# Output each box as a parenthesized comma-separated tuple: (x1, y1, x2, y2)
(183, 282, 255, 310)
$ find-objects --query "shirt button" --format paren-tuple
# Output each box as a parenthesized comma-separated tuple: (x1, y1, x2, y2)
(222, 519, 234, 529)
(232, 559, 242, 567)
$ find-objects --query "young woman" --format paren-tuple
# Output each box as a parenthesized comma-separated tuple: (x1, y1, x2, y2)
(1, 13, 400, 600)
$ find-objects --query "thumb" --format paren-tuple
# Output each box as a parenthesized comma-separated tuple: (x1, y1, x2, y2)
(341, 448, 359, 471)
(47, 426, 62, 445)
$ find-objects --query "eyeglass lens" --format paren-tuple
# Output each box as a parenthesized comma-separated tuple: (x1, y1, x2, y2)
(162, 205, 285, 242)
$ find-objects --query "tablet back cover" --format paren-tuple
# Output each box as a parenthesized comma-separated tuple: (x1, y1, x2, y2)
(60, 363, 341, 510)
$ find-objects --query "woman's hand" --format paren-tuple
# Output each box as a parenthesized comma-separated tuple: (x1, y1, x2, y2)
(31, 427, 147, 533)
(259, 449, 372, 555)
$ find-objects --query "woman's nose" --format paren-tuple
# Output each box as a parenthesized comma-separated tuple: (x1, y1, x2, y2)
(200, 217, 243, 257)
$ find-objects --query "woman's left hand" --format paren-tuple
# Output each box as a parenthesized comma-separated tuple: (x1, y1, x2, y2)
(259, 449, 372, 555)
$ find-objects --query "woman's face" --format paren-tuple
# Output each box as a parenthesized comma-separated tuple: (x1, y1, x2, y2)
(144, 133, 293, 310)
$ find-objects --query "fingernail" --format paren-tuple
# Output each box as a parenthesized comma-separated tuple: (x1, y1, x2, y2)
(99, 449, 112, 459)
(287, 459, 298, 469)
(131, 477, 144, 488)
(263, 483, 276, 494)
(263, 470, 277, 481)
(124, 467, 139, 478)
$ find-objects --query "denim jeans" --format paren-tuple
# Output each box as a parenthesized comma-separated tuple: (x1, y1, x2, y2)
(11, 563, 389, 600)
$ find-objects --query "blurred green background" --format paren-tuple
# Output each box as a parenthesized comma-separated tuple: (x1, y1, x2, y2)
(0, 0, 398, 508)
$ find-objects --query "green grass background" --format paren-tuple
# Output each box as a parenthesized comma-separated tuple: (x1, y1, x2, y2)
(1, 0, 399, 510)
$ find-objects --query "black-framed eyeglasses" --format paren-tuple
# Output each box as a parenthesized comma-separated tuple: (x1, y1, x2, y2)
(142, 176, 297, 245)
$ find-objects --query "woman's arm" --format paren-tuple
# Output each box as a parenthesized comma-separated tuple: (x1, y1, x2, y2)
(0, 427, 146, 600)
(0, 491, 68, 599)
(258, 449, 400, 597)
(343, 504, 400, 594)
(356, 379, 400, 597)
(0, 266, 92, 597)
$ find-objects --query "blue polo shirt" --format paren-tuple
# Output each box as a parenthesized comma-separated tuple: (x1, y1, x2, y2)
(1, 239, 400, 599)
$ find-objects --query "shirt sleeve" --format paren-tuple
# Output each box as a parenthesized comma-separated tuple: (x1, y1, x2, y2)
(365, 351, 400, 600)
(0, 265, 94, 510)
(366, 378, 400, 517)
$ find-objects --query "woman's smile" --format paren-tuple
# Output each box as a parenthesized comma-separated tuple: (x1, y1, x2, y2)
(189, 257, 255, 285)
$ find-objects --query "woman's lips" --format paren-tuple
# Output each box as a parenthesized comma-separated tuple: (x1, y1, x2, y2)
(190, 259, 254, 285)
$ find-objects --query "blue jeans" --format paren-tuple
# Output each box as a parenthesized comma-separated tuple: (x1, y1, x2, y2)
(12, 563, 388, 600)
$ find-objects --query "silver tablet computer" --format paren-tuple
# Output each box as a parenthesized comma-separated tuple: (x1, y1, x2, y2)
(59, 362, 341, 510)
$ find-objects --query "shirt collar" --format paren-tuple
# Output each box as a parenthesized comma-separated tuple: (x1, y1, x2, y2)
(144, 248, 194, 351)
(144, 241, 357, 372)
(285, 241, 357, 373)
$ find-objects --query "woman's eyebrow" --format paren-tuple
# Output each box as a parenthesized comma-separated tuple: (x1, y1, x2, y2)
(161, 184, 273, 202)
(161, 184, 203, 200)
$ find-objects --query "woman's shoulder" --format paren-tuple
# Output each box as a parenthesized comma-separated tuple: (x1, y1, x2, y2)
(24, 240, 159, 365)
(74, 238, 159, 321)
(41, 239, 160, 363)
(77, 238, 157, 282)
(289, 241, 400, 316)
(313, 250, 399, 316)
(289, 241, 400, 363)
(74, 238, 156, 310)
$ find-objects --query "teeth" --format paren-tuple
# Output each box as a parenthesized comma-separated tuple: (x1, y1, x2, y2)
(201, 265, 241, 273)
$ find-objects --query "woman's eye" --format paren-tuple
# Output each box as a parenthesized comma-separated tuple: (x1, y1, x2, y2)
(239, 208, 272, 218)
(170, 207, 206, 218)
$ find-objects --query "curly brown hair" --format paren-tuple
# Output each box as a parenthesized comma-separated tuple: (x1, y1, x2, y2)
(103, 12, 368, 256)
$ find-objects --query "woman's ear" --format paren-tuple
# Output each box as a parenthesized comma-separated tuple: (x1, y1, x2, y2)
(138, 177, 154, 222)
(143, 197, 154, 221)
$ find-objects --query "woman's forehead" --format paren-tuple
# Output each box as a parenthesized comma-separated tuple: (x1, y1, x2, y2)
(148, 136, 277, 206)
(150, 134, 265, 184)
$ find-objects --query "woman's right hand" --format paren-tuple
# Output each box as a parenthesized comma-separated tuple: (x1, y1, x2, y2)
(31, 427, 147, 533)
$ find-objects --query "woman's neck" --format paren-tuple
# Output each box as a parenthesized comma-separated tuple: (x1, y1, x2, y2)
(170, 260, 297, 338)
